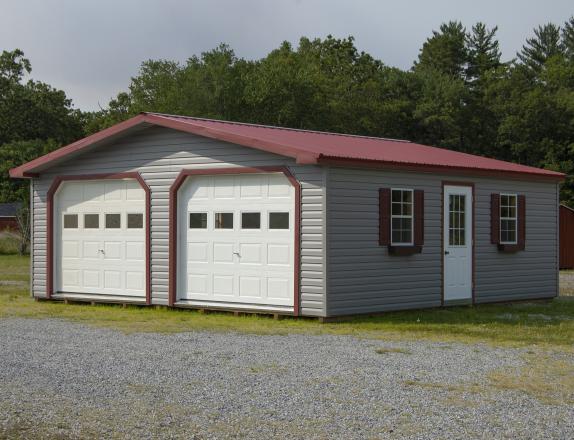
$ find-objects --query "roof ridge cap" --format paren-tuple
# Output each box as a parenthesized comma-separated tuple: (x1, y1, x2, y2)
(144, 112, 412, 143)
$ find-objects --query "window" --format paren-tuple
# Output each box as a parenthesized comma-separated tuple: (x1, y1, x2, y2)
(127, 213, 143, 229)
(241, 212, 260, 229)
(105, 213, 121, 229)
(391, 189, 413, 245)
(189, 213, 207, 229)
(84, 214, 99, 229)
(500, 194, 517, 244)
(63, 214, 78, 229)
(214, 212, 233, 229)
(269, 212, 289, 229)
(449, 194, 466, 246)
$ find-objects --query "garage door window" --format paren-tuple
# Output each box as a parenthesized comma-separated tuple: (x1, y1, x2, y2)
(84, 214, 99, 229)
(105, 213, 121, 229)
(269, 212, 289, 229)
(63, 214, 78, 229)
(127, 213, 143, 229)
(189, 212, 207, 229)
(215, 212, 233, 229)
(241, 212, 260, 229)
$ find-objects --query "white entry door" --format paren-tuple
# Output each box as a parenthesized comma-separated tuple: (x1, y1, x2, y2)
(443, 185, 473, 302)
(55, 180, 146, 297)
(178, 173, 295, 308)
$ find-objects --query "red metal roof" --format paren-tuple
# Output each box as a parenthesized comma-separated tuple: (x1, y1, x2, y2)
(9, 112, 565, 180)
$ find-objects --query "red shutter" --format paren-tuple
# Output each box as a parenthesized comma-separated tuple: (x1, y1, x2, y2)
(379, 188, 391, 245)
(518, 195, 526, 250)
(491, 193, 500, 244)
(414, 190, 424, 246)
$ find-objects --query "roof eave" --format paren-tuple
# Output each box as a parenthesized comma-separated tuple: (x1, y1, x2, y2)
(318, 156, 566, 182)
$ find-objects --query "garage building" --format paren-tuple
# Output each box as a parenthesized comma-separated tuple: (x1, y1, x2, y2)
(10, 113, 564, 317)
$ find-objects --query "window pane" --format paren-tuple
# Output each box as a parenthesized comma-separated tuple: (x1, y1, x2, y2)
(402, 229, 412, 243)
(215, 213, 233, 229)
(402, 202, 412, 216)
(241, 212, 260, 229)
(401, 218, 412, 231)
(189, 213, 207, 229)
(127, 213, 143, 229)
(391, 203, 402, 216)
(402, 190, 412, 204)
(105, 213, 121, 229)
(392, 230, 402, 243)
(84, 214, 99, 229)
(269, 212, 289, 229)
(392, 190, 402, 202)
(63, 214, 78, 229)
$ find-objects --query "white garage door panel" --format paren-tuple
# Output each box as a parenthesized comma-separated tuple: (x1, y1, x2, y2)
(55, 179, 146, 297)
(178, 173, 295, 307)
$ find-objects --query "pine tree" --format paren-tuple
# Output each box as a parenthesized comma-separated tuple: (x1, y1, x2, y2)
(562, 16, 574, 60)
(466, 23, 502, 83)
(414, 21, 468, 78)
(517, 23, 563, 72)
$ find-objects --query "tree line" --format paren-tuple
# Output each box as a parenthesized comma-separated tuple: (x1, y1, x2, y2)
(1, 17, 574, 206)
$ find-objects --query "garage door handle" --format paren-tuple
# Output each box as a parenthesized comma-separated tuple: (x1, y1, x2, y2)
(233, 252, 240, 257)
(99, 249, 105, 254)
(444, 250, 450, 255)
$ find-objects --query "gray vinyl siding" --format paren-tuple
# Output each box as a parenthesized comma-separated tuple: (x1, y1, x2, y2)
(326, 167, 559, 316)
(30, 126, 327, 317)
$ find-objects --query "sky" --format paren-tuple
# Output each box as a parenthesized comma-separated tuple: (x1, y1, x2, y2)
(1, 0, 572, 111)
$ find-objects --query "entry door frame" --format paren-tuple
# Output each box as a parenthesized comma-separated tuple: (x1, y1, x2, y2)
(168, 166, 301, 315)
(46, 172, 152, 303)
(441, 181, 475, 305)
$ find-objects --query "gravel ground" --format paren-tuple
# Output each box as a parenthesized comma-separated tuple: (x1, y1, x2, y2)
(0, 319, 572, 439)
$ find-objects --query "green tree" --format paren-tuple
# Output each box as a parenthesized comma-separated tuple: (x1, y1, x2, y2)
(415, 21, 468, 78)
(562, 16, 574, 60)
(466, 23, 502, 83)
(517, 23, 563, 73)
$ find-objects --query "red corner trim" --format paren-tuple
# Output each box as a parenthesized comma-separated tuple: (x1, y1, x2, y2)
(46, 172, 152, 304)
(168, 166, 302, 315)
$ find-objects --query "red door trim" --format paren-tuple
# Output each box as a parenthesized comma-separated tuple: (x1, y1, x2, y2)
(168, 166, 302, 315)
(46, 172, 152, 304)
(441, 181, 476, 306)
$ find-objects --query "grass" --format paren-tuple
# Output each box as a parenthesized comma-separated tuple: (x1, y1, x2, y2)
(375, 347, 412, 355)
(0, 231, 22, 255)
(488, 354, 574, 404)
(1, 255, 574, 349)
(405, 353, 574, 405)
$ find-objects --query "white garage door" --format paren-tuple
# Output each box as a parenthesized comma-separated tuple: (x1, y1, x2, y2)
(178, 173, 295, 308)
(55, 179, 146, 297)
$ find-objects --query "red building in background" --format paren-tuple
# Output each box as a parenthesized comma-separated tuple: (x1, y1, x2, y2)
(560, 204, 574, 269)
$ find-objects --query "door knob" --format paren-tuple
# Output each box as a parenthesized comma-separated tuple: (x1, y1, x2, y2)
(444, 250, 450, 255)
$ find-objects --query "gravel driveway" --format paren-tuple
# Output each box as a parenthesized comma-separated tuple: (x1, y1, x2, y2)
(0, 319, 572, 439)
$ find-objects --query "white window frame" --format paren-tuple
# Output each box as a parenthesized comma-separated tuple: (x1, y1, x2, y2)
(390, 188, 414, 246)
(499, 193, 518, 245)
